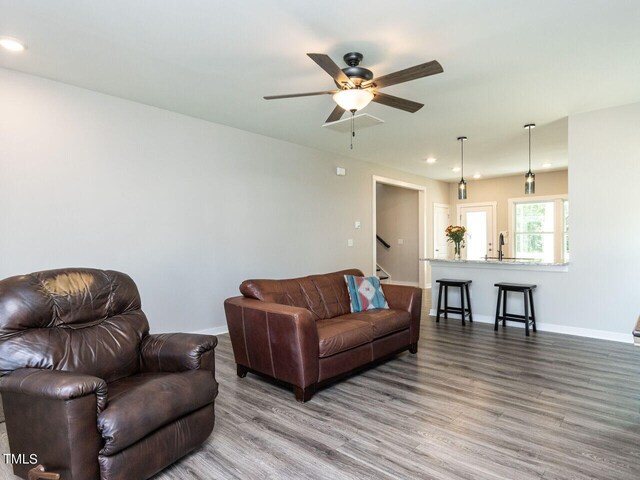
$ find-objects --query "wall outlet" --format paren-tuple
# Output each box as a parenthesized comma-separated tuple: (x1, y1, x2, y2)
(347, 239, 354, 247)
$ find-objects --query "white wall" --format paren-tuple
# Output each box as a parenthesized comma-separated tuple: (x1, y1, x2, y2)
(566, 101, 640, 337)
(376, 183, 419, 283)
(0, 68, 449, 333)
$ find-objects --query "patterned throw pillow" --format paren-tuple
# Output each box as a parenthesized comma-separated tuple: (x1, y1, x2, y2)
(344, 275, 390, 313)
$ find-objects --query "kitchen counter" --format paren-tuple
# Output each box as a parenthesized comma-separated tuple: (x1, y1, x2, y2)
(425, 257, 569, 329)
(425, 258, 569, 272)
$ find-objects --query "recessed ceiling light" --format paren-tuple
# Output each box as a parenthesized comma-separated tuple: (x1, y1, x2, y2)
(425, 157, 437, 164)
(473, 173, 482, 179)
(452, 166, 461, 173)
(541, 163, 552, 168)
(0, 37, 26, 52)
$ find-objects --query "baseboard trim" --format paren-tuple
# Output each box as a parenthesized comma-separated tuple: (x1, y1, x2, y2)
(428, 309, 633, 344)
(385, 280, 420, 287)
(193, 326, 229, 336)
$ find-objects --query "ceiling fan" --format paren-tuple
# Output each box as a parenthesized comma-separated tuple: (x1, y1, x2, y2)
(264, 52, 444, 123)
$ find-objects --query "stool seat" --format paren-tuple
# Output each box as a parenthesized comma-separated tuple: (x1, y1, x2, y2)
(437, 279, 472, 286)
(494, 283, 537, 336)
(494, 282, 537, 291)
(436, 279, 473, 325)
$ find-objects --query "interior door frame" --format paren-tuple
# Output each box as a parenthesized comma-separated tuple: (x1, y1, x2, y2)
(433, 203, 450, 259)
(372, 175, 427, 288)
(456, 201, 497, 259)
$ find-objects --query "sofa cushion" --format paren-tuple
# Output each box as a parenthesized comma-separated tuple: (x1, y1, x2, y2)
(239, 269, 362, 320)
(316, 318, 373, 358)
(340, 309, 411, 339)
(98, 370, 217, 456)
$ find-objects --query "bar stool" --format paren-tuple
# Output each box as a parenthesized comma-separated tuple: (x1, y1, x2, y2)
(494, 283, 537, 336)
(435, 279, 473, 325)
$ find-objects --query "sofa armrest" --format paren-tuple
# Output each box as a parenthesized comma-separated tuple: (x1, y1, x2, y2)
(0, 368, 108, 413)
(382, 284, 423, 344)
(224, 297, 319, 388)
(634, 315, 640, 346)
(141, 333, 218, 375)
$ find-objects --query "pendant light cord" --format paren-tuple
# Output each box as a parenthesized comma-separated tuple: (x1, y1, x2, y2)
(528, 125, 532, 172)
(461, 138, 464, 179)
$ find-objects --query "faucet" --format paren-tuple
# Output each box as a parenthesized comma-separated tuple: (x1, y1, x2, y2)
(498, 233, 505, 261)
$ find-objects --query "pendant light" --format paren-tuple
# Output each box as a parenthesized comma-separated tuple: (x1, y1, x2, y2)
(524, 123, 536, 194)
(457, 136, 467, 200)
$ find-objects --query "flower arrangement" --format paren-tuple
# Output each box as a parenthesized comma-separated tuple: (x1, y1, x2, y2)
(445, 225, 467, 259)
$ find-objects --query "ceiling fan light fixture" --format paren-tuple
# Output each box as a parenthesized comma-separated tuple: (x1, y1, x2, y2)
(332, 89, 374, 112)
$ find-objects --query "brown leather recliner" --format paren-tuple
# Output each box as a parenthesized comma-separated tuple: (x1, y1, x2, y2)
(0, 268, 218, 480)
(224, 269, 422, 402)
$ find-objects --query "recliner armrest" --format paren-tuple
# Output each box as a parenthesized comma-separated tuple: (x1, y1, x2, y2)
(140, 333, 218, 373)
(634, 315, 640, 346)
(0, 368, 108, 413)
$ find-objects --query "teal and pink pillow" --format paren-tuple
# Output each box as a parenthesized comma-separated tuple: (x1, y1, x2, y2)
(344, 275, 389, 313)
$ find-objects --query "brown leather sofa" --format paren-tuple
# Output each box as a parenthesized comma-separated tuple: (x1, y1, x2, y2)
(0, 268, 218, 480)
(224, 269, 422, 402)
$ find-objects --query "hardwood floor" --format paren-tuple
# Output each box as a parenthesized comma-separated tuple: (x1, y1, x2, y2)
(1, 295, 639, 479)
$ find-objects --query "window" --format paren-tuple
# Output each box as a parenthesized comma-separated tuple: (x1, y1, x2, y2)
(509, 196, 569, 263)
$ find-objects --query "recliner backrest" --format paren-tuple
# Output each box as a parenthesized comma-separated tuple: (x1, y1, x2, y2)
(0, 268, 149, 382)
(239, 269, 362, 320)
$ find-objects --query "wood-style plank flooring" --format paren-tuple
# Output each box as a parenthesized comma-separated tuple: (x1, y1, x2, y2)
(1, 291, 639, 479)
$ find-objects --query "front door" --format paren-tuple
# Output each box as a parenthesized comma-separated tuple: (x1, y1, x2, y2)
(459, 204, 496, 260)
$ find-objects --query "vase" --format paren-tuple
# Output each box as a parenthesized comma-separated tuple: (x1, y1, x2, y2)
(454, 242, 461, 260)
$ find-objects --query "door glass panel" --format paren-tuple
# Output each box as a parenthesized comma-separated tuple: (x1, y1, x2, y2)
(465, 211, 487, 260)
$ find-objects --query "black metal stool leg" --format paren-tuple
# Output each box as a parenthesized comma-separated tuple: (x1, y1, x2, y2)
(436, 283, 443, 322)
(494, 288, 502, 331)
(529, 289, 537, 332)
(444, 285, 449, 320)
(502, 290, 507, 326)
(460, 285, 466, 326)
(465, 283, 473, 322)
(524, 291, 530, 336)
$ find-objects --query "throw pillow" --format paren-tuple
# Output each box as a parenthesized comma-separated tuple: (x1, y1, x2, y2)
(344, 275, 390, 313)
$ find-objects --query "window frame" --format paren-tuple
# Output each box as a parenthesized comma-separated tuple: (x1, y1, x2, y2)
(508, 194, 569, 263)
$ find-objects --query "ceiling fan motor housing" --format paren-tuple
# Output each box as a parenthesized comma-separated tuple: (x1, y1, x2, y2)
(341, 52, 373, 84)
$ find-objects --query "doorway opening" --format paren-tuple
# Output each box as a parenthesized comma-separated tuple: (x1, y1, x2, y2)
(372, 176, 427, 288)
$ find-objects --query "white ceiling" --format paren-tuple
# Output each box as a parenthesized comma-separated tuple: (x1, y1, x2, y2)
(1, 0, 640, 180)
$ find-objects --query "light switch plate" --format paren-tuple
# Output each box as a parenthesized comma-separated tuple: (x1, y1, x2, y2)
(347, 239, 354, 247)
(354, 221, 361, 229)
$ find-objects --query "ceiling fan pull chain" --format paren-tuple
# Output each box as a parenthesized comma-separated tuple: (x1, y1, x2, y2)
(350, 109, 356, 150)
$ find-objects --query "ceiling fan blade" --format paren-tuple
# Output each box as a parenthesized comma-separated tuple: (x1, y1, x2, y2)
(264, 90, 337, 100)
(307, 53, 353, 87)
(365, 60, 443, 89)
(325, 105, 346, 123)
(372, 92, 424, 113)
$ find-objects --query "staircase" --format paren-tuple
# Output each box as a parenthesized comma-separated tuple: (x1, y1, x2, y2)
(376, 264, 390, 282)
